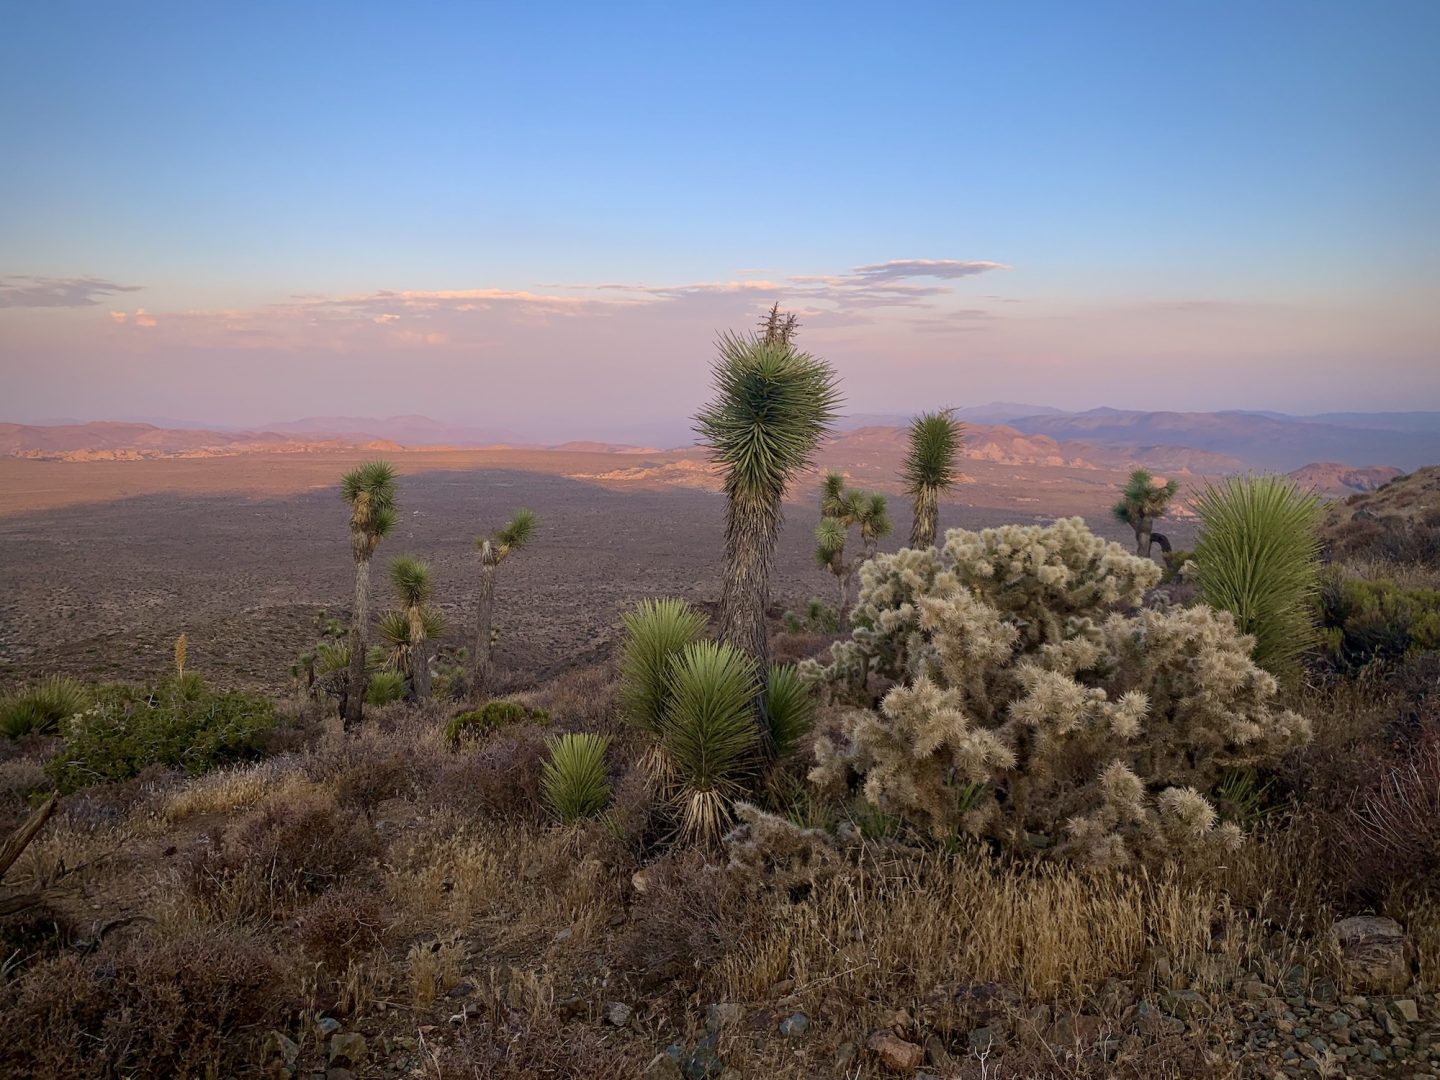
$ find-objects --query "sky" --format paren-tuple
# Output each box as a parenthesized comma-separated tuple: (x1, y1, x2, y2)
(2, 1, 1438, 440)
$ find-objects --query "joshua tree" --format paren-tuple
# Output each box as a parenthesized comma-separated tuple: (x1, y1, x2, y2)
(902, 408, 964, 548)
(815, 471, 892, 622)
(387, 555, 440, 701)
(340, 460, 398, 728)
(695, 317, 841, 684)
(759, 301, 800, 346)
(471, 508, 537, 699)
(1112, 468, 1180, 557)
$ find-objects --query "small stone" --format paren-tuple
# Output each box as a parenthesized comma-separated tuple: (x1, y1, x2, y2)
(1243, 979, 1272, 1001)
(682, 1035, 725, 1080)
(317, 1017, 342, 1037)
(1395, 999, 1420, 1023)
(262, 1031, 300, 1069)
(1311, 978, 1339, 1004)
(642, 1054, 683, 1080)
(923, 1034, 951, 1065)
(967, 1027, 995, 1053)
(707, 1002, 744, 1032)
(328, 1033, 366, 1066)
(605, 1001, 633, 1027)
(554, 927, 573, 943)
(446, 980, 474, 998)
(867, 1030, 924, 1073)
(834, 1042, 857, 1069)
(1328, 1010, 1351, 1030)
(768, 978, 795, 997)
(778, 1013, 809, 1038)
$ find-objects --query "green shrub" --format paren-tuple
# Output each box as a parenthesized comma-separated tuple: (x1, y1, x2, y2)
(1317, 573, 1440, 673)
(444, 700, 550, 746)
(781, 598, 840, 635)
(618, 597, 708, 733)
(1191, 475, 1322, 678)
(763, 663, 815, 760)
(363, 670, 406, 705)
(44, 677, 275, 793)
(0, 676, 90, 739)
(541, 732, 612, 822)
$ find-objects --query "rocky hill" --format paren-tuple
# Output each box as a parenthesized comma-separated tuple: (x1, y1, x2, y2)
(1287, 462, 1404, 497)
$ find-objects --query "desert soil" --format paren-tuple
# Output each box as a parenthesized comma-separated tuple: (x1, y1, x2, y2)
(0, 449, 1194, 692)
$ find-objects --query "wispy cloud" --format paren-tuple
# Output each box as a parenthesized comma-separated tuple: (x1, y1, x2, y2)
(0, 274, 143, 308)
(847, 259, 1010, 282)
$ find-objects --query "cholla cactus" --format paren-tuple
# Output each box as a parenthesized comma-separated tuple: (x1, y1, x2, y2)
(808, 517, 1310, 868)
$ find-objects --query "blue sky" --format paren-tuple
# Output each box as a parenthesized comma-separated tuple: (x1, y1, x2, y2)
(2, 2, 1437, 433)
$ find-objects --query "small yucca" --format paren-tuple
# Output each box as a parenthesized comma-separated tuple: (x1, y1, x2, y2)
(618, 597, 708, 733)
(542, 732, 612, 822)
(0, 675, 91, 739)
(1192, 475, 1322, 677)
(764, 664, 816, 760)
(660, 640, 760, 842)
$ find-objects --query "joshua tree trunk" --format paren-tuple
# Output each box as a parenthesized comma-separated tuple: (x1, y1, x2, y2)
(408, 609, 431, 701)
(718, 493, 778, 749)
(1135, 516, 1154, 557)
(836, 568, 850, 628)
(344, 557, 371, 728)
(471, 550, 497, 701)
(1150, 532, 1172, 554)
(910, 486, 939, 549)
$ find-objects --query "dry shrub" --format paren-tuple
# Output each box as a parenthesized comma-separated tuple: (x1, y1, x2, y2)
(386, 830, 510, 930)
(0, 926, 289, 1078)
(160, 758, 304, 823)
(704, 847, 1264, 1015)
(1339, 731, 1440, 894)
(770, 629, 840, 666)
(408, 933, 465, 1006)
(426, 725, 549, 820)
(188, 783, 379, 919)
(535, 663, 621, 732)
(292, 883, 390, 974)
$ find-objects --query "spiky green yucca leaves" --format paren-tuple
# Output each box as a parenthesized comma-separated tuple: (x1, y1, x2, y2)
(902, 409, 964, 548)
(340, 460, 399, 728)
(390, 555, 433, 607)
(695, 330, 841, 670)
(1, 675, 91, 738)
(542, 732, 612, 822)
(619, 598, 709, 733)
(488, 508, 537, 562)
(1112, 468, 1180, 556)
(815, 517, 847, 571)
(764, 664, 816, 760)
(1192, 475, 1322, 677)
(660, 640, 761, 842)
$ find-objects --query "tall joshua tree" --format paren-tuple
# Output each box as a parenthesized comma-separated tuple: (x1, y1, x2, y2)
(388, 555, 439, 701)
(902, 408, 964, 548)
(340, 460, 398, 728)
(471, 508, 537, 700)
(1112, 468, 1180, 557)
(695, 313, 841, 680)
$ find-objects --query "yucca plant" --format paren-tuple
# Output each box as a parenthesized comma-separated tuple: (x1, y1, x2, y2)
(763, 663, 816, 760)
(618, 597, 709, 732)
(902, 409, 964, 548)
(174, 633, 188, 678)
(694, 319, 841, 684)
(472, 508, 537, 699)
(1192, 474, 1322, 677)
(378, 605, 446, 699)
(1112, 468, 1180, 557)
(340, 460, 399, 727)
(659, 640, 761, 843)
(364, 670, 406, 706)
(388, 555, 441, 700)
(542, 732, 612, 822)
(0, 675, 91, 739)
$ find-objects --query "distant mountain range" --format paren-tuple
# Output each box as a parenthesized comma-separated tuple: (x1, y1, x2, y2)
(4, 402, 1436, 489)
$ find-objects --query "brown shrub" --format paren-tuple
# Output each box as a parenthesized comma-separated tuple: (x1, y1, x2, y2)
(0, 927, 289, 1078)
(1339, 731, 1440, 895)
(292, 884, 391, 974)
(426, 726, 549, 820)
(188, 785, 379, 918)
(537, 663, 621, 732)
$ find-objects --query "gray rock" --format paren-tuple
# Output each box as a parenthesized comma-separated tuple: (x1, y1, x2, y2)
(262, 1031, 300, 1070)
(778, 1013, 809, 1038)
(707, 1002, 744, 1032)
(968, 1027, 995, 1053)
(317, 1017, 342, 1037)
(642, 1054, 683, 1080)
(1334, 916, 1411, 995)
(1394, 999, 1420, 1023)
(328, 1033, 366, 1066)
(605, 1001, 633, 1027)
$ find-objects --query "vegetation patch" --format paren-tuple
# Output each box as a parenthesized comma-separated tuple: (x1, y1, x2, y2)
(444, 700, 550, 746)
